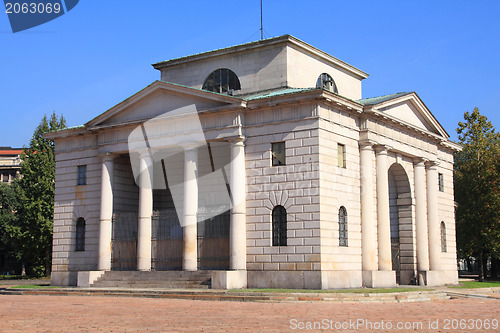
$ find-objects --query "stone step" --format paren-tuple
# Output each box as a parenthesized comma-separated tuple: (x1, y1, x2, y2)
(90, 270, 212, 289)
(90, 283, 210, 289)
(97, 271, 211, 278)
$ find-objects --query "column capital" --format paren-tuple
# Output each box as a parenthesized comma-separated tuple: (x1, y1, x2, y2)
(182, 143, 201, 152)
(227, 136, 246, 145)
(413, 157, 428, 167)
(99, 152, 115, 162)
(374, 144, 391, 154)
(359, 140, 376, 150)
(138, 150, 152, 158)
(425, 160, 440, 169)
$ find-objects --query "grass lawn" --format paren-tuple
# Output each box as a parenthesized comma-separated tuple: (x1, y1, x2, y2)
(10, 285, 59, 289)
(0, 275, 28, 280)
(229, 287, 429, 294)
(451, 281, 500, 289)
(0, 275, 50, 280)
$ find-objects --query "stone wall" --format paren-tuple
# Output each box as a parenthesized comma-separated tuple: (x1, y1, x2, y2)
(317, 105, 363, 288)
(159, 43, 288, 95)
(286, 46, 363, 100)
(244, 102, 322, 288)
(51, 135, 100, 286)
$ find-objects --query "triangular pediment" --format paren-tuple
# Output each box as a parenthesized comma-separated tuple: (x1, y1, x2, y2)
(362, 92, 449, 138)
(86, 81, 245, 129)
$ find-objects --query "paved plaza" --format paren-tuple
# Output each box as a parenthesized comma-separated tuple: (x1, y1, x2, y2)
(0, 294, 498, 332)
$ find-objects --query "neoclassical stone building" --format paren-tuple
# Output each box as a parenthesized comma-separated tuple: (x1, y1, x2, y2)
(47, 35, 460, 289)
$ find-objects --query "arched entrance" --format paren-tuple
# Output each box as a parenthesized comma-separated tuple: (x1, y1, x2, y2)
(388, 163, 416, 285)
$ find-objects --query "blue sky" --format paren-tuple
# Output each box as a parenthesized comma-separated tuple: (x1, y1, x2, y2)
(1, 0, 499, 147)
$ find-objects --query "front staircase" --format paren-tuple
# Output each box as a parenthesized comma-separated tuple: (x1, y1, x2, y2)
(90, 271, 212, 289)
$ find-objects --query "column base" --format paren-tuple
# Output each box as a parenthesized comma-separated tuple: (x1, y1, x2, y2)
(77, 271, 106, 287)
(418, 270, 459, 286)
(362, 270, 396, 288)
(211, 270, 247, 289)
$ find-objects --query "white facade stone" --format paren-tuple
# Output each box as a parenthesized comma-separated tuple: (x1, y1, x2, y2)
(47, 35, 460, 288)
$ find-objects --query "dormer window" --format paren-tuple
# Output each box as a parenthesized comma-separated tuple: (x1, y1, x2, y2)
(202, 68, 241, 95)
(316, 73, 338, 93)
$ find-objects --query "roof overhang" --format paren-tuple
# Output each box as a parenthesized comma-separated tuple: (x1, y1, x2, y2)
(245, 88, 363, 113)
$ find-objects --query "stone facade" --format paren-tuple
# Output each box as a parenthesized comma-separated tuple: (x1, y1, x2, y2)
(46, 35, 461, 288)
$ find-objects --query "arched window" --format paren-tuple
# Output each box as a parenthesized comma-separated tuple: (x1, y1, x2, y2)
(316, 73, 338, 93)
(440, 222, 447, 252)
(76, 217, 85, 251)
(202, 68, 241, 95)
(339, 206, 348, 247)
(272, 205, 287, 246)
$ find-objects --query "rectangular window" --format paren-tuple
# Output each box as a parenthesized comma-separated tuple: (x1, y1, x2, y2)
(77, 165, 87, 186)
(2, 174, 8, 183)
(337, 143, 346, 168)
(271, 142, 286, 166)
(438, 173, 444, 192)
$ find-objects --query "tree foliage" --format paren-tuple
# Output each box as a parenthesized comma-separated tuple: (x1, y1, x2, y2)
(0, 181, 21, 273)
(1, 112, 66, 276)
(455, 108, 500, 280)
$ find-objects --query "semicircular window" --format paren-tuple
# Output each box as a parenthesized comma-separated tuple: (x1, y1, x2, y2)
(316, 73, 338, 93)
(202, 68, 241, 95)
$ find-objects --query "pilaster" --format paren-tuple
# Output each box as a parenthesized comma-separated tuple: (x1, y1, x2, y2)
(137, 152, 153, 271)
(229, 138, 247, 271)
(426, 160, 441, 271)
(98, 153, 114, 271)
(375, 145, 392, 271)
(414, 158, 430, 281)
(183, 146, 198, 271)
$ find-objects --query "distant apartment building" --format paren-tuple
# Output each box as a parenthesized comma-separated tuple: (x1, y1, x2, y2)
(0, 147, 22, 184)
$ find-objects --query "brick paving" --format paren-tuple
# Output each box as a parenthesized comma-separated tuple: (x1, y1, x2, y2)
(0, 294, 498, 332)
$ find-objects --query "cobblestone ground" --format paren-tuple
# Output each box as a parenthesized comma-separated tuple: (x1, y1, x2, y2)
(0, 295, 499, 332)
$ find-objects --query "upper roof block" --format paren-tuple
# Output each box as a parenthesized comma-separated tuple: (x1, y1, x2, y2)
(152, 35, 368, 100)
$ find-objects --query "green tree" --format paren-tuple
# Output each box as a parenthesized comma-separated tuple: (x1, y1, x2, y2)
(6, 112, 66, 276)
(0, 181, 21, 273)
(455, 108, 500, 281)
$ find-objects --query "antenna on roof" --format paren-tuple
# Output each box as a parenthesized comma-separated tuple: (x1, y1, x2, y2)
(260, 0, 264, 40)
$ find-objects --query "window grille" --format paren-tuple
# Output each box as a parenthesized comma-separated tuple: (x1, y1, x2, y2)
(339, 206, 348, 247)
(202, 68, 241, 95)
(77, 165, 87, 185)
(316, 73, 338, 93)
(76, 217, 85, 251)
(272, 205, 287, 246)
(438, 173, 444, 192)
(441, 222, 447, 252)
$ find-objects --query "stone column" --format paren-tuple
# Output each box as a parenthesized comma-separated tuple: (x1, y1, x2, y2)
(137, 153, 153, 271)
(230, 138, 247, 271)
(98, 154, 114, 271)
(360, 142, 377, 272)
(414, 159, 430, 273)
(375, 145, 392, 271)
(183, 147, 198, 271)
(426, 161, 441, 271)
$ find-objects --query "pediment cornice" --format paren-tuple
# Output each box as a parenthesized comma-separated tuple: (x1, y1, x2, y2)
(362, 92, 449, 139)
(85, 81, 246, 129)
